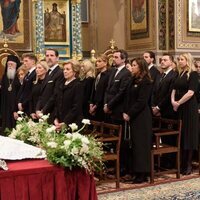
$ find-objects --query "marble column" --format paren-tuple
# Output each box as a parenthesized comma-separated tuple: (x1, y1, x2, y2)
(32, 0, 45, 60)
(71, 0, 83, 60)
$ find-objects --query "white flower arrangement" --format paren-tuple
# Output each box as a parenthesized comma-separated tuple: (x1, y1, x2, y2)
(8, 112, 50, 145)
(7, 112, 103, 172)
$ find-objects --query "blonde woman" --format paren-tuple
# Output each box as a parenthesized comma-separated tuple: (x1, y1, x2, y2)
(171, 53, 199, 175)
(17, 65, 28, 85)
(89, 54, 110, 121)
(30, 60, 49, 119)
(80, 59, 95, 118)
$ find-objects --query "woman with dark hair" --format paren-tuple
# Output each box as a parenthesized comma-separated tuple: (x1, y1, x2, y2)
(54, 60, 83, 130)
(123, 57, 153, 183)
(1, 55, 21, 134)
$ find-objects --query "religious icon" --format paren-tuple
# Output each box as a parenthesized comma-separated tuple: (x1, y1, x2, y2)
(132, 0, 145, 23)
(44, 2, 66, 42)
(188, 0, 200, 32)
(130, 0, 149, 39)
(0, 0, 22, 39)
(0, 1, 32, 51)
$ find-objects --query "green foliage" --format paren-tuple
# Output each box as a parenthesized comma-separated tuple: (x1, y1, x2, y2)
(8, 112, 103, 172)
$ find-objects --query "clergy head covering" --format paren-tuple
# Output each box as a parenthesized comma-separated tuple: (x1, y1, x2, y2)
(3, 54, 21, 73)
(6, 55, 21, 68)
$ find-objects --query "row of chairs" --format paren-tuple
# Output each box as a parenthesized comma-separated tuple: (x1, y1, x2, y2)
(85, 121, 122, 188)
(86, 118, 200, 188)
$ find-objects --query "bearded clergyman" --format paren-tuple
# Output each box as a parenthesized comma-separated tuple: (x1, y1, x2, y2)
(0, 55, 21, 135)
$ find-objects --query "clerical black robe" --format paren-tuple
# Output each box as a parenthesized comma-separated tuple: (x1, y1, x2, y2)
(1, 74, 21, 135)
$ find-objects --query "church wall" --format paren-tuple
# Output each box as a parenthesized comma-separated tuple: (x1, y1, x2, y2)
(83, 0, 200, 63)
(125, 0, 157, 58)
(174, 0, 200, 59)
(82, 0, 125, 56)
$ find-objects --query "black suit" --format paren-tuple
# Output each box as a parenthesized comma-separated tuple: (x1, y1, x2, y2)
(104, 67, 131, 121)
(149, 65, 161, 105)
(104, 67, 131, 174)
(153, 69, 178, 167)
(55, 79, 83, 127)
(153, 69, 178, 119)
(149, 65, 160, 83)
(36, 65, 63, 120)
(18, 69, 36, 115)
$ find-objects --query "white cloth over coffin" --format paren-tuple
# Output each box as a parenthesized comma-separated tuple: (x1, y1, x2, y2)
(0, 136, 46, 160)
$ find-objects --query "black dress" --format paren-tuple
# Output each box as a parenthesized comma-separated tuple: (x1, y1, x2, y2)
(124, 77, 153, 173)
(173, 71, 199, 150)
(80, 77, 94, 119)
(197, 73, 200, 109)
(89, 70, 110, 121)
(197, 73, 200, 144)
(30, 79, 43, 114)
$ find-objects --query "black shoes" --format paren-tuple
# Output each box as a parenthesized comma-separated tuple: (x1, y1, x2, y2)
(132, 173, 148, 184)
(181, 166, 192, 175)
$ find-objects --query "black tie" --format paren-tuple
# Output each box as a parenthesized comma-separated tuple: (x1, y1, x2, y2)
(160, 73, 166, 82)
(111, 68, 118, 81)
(48, 69, 52, 75)
(25, 72, 30, 80)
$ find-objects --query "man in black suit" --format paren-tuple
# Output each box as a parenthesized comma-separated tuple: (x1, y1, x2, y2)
(36, 49, 63, 122)
(152, 54, 178, 169)
(104, 49, 131, 122)
(143, 51, 160, 82)
(104, 49, 131, 176)
(143, 51, 160, 105)
(17, 53, 37, 116)
(152, 54, 178, 119)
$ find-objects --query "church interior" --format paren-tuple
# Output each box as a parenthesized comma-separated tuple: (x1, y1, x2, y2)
(0, 0, 200, 199)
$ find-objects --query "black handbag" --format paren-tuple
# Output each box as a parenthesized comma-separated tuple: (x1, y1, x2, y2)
(124, 121, 132, 149)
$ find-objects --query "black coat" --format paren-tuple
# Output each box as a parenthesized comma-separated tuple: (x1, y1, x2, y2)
(55, 79, 84, 127)
(90, 70, 110, 121)
(36, 66, 63, 115)
(124, 77, 153, 173)
(18, 70, 36, 115)
(80, 77, 94, 119)
(104, 67, 131, 120)
(153, 69, 178, 119)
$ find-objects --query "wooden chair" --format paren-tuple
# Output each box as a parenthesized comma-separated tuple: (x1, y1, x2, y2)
(88, 121, 122, 188)
(150, 118, 182, 183)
